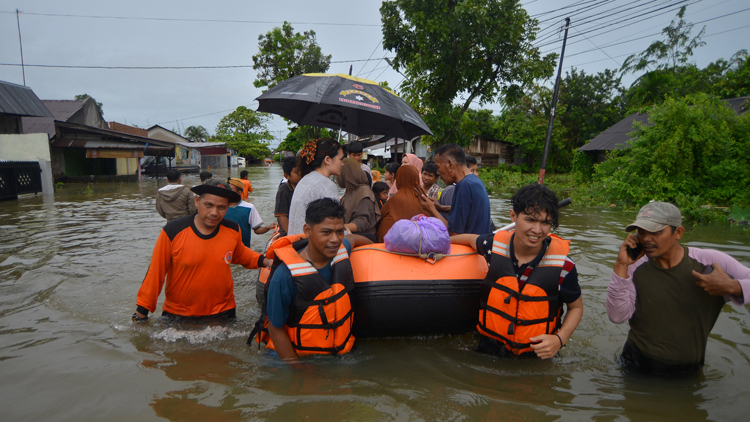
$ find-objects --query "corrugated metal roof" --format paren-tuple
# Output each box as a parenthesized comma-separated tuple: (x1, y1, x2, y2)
(21, 100, 85, 138)
(0, 80, 53, 117)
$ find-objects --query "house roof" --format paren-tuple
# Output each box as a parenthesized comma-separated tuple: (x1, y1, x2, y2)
(578, 112, 650, 152)
(579, 96, 750, 152)
(21, 100, 86, 138)
(0, 80, 53, 118)
(53, 120, 174, 153)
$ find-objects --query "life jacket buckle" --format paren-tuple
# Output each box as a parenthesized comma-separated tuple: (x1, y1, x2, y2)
(504, 295, 512, 304)
(508, 322, 515, 335)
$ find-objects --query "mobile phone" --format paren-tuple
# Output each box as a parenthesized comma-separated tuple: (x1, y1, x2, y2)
(626, 241, 643, 260)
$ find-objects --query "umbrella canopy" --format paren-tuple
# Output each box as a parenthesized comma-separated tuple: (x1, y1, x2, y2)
(255, 73, 433, 139)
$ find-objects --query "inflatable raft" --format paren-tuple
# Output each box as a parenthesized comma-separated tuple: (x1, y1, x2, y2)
(256, 238, 488, 338)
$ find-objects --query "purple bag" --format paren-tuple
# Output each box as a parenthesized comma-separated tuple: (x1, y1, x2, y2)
(384, 214, 451, 255)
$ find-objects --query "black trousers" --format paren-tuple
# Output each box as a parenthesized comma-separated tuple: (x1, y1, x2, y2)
(161, 308, 236, 322)
(618, 340, 703, 375)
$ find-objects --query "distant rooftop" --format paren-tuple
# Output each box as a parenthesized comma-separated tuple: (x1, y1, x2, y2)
(21, 100, 86, 138)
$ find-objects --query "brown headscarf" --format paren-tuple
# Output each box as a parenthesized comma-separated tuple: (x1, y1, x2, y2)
(376, 165, 425, 242)
(339, 158, 380, 228)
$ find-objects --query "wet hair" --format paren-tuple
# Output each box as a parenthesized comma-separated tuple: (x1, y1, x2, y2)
(465, 156, 477, 167)
(199, 171, 212, 182)
(422, 161, 438, 176)
(511, 184, 560, 230)
(347, 142, 363, 154)
(240, 170, 249, 179)
(298, 137, 343, 177)
(384, 162, 401, 176)
(435, 144, 466, 166)
(305, 197, 345, 227)
(282, 156, 297, 176)
(166, 169, 181, 182)
(372, 181, 389, 195)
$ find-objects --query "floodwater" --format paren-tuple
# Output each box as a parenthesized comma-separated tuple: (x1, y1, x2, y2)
(1, 165, 749, 421)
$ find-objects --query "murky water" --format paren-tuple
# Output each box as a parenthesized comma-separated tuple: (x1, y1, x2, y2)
(1, 165, 749, 421)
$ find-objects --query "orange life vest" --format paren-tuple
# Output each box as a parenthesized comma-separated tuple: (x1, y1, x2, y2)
(477, 230, 570, 355)
(250, 238, 355, 356)
(258, 233, 308, 285)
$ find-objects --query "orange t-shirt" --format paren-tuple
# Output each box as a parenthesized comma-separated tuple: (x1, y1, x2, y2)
(241, 179, 253, 199)
(137, 216, 264, 317)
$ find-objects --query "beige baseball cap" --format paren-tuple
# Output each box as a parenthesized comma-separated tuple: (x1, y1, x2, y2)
(625, 202, 682, 232)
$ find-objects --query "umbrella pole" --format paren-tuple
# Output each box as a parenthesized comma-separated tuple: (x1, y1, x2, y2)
(337, 108, 345, 143)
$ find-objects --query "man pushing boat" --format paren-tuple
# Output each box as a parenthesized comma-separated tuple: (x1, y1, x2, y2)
(254, 198, 373, 362)
(132, 179, 273, 322)
(608, 202, 750, 374)
(452, 184, 584, 359)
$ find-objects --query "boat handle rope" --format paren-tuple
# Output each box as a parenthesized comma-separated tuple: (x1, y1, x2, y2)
(350, 247, 475, 264)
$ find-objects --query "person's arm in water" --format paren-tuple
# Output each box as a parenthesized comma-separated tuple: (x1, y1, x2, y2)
(530, 296, 583, 359)
(134, 230, 173, 319)
(268, 324, 300, 363)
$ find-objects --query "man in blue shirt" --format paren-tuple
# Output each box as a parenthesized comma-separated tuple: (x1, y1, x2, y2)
(420, 144, 491, 235)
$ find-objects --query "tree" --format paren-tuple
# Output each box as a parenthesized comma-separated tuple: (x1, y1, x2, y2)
(275, 126, 335, 154)
(214, 106, 273, 158)
(74, 94, 103, 116)
(380, 0, 556, 145)
(252, 21, 332, 91)
(183, 125, 209, 142)
(559, 68, 626, 151)
(621, 6, 706, 75)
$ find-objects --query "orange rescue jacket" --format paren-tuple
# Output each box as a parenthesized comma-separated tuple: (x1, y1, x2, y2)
(251, 238, 355, 356)
(477, 230, 570, 355)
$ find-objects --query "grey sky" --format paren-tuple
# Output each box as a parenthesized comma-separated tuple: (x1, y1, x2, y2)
(1, 0, 747, 148)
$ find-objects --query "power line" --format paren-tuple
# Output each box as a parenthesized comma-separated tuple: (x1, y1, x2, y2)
(356, 41, 382, 76)
(0, 10, 381, 27)
(0, 57, 393, 70)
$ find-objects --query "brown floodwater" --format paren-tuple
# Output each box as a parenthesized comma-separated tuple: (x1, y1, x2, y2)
(1, 164, 749, 421)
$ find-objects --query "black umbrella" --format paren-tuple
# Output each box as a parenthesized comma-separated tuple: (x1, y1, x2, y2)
(255, 73, 433, 139)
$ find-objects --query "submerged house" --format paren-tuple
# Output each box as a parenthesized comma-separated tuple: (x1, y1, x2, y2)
(147, 125, 236, 169)
(579, 96, 750, 163)
(22, 98, 173, 181)
(465, 135, 516, 166)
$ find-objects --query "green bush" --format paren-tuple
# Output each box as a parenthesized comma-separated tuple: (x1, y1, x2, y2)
(575, 93, 750, 219)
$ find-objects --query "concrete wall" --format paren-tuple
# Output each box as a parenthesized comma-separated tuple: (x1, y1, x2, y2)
(0, 133, 54, 194)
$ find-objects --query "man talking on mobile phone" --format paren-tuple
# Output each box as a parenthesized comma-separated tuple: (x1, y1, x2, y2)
(608, 202, 750, 374)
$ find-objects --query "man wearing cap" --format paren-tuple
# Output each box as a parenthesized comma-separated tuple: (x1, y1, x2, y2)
(133, 178, 273, 321)
(607, 202, 750, 374)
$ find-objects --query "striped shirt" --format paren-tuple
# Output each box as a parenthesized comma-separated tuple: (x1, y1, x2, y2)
(476, 233, 581, 304)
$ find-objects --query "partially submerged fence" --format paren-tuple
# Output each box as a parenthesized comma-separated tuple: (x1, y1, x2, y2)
(0, 161, 43, 200)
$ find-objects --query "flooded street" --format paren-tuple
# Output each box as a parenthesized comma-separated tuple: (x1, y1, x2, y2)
(1, 164, 749, 421)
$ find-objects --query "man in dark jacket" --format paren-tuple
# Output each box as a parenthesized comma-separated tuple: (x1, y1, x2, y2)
(156, 169, 197, 222)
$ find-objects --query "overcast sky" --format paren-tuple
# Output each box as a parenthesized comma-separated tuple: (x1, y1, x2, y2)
(1, 0, 747, 148)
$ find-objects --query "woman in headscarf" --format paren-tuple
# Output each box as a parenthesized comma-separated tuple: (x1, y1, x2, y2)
(339, 158, 381, 238)
(402, 153, 424, 186)
(376, 165, 425, 243)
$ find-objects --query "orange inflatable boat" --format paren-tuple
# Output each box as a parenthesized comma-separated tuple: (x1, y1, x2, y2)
(256, 238, 489, 338)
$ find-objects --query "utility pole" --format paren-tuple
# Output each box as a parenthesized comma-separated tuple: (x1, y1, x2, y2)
(16, 9, 26, 86)
(538, 17, 570, 185)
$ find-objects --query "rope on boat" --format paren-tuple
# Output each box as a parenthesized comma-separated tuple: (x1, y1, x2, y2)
(350, 247, 475, 264)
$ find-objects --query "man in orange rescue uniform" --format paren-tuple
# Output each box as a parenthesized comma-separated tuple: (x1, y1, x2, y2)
(257, 198, 372, 362)
(133, 179, 272, 322)
(452, 184, 584, 358)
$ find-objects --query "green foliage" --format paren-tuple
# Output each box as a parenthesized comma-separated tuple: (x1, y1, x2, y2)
(276, 126, 336, 153)
(252, 21, 331, 91)
(380, 0, 556, 145)
(730, 206, 750, 224)
(214, 106, 273, 158)
(559, 68, 626, 151)
(74, 94, 103, 116)
(713, 50, 750, 99)
(478, 165, 574, 197)
(571, 150, 593, 183)
(621, 6, 705, 74)
(577, 94, 750, 210)
(183, 125, 209, 142)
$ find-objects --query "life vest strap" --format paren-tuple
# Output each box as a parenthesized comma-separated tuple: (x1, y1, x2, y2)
(481, 301, 558, 326)
(294, 307, 353, 330)
(291, 282, 353, 309)
(293, 319, 354, 354)
(478, 324, 535, 350)
(487, 281, 558, 303)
